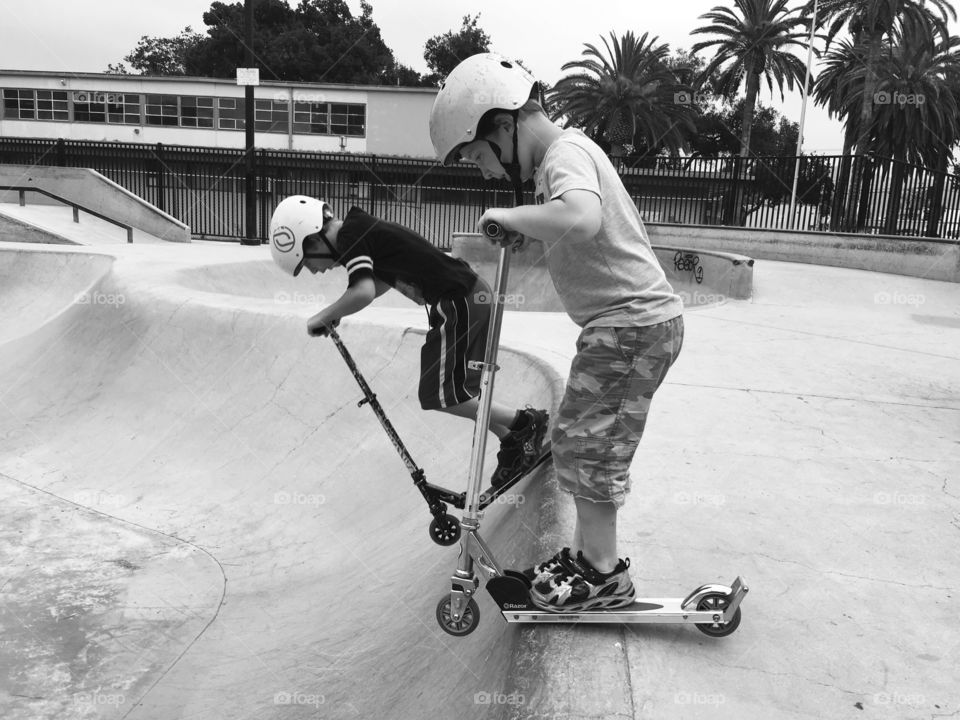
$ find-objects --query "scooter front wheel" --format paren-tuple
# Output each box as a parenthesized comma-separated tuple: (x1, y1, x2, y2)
(436, 596, 480, 636)
(428, 514, 461, 546)
(694, 592, 741, 637)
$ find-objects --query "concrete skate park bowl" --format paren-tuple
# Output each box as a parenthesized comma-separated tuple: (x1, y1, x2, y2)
(0, 244, 568, 720)
(451, 233, 754, 310)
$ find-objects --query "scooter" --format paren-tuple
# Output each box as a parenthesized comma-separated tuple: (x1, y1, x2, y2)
(434, 222, 748, 637)
(327, 223, 748, 637)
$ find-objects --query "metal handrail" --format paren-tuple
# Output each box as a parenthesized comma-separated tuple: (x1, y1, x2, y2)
(0, 185, 134, 243)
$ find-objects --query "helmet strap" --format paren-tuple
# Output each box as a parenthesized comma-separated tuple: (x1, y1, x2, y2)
(504, 109, 525, 206)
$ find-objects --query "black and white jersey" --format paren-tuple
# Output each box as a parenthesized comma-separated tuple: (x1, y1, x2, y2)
(335, 207, 477, 305)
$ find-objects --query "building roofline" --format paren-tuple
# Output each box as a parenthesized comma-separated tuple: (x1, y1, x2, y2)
(0, 69, 439, 95)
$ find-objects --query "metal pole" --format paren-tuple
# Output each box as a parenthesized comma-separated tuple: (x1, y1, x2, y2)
(789, 0, 818, 230)
(242, 0, 258, 245)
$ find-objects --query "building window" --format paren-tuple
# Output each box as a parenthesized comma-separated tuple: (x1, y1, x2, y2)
(330, 103, 365, 136)
(3, 88, 36, 119)
(3, 88, 69, 121)
(145, 94, 179, 126)
(293, 101, 364, 136)
(180, 96, 214, 128)
(218, 97, 244, 130)
(254, 99, 288, 133)
(72, 91, 140, 124)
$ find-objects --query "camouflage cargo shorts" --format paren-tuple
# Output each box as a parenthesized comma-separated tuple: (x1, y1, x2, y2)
(551, 316, 684, 506)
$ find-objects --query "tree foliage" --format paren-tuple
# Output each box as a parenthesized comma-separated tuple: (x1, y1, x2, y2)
(109, 0, 429, 86)
(422, 14, 492, 85)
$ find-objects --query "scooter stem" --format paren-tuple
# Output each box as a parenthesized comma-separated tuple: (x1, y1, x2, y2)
(461, 238, 513, 523)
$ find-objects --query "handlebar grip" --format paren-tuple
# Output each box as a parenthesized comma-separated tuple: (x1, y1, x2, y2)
(482, 221, 505, 240)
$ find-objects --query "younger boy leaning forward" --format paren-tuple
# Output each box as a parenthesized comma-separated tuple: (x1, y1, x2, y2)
(268, 198, 548, 487)
(430, 54, 685, 612)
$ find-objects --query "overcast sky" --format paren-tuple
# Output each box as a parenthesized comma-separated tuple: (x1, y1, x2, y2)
(3, 0, 959, 153)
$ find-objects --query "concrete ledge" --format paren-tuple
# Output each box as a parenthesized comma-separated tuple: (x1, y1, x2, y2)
(452, 233, 754, 310)
(0, 208, 76, 244)
(0, 164, 190, 243)
(648, 222, 960, 283)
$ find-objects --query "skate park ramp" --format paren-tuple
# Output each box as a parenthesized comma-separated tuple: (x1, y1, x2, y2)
(0, 242, 562, 720)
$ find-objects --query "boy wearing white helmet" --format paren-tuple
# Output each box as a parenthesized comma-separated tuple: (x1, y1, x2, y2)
(269, 195, 547, 487)
(430, 54, 684, 612)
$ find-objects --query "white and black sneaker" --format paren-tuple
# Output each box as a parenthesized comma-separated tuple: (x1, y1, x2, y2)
(530, 552, 636, 612)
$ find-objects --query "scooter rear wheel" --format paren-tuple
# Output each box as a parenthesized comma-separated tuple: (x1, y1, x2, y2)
(694, 592, 741, 637)
(436, 596, 480, 636)
(429, 514, 461, 546)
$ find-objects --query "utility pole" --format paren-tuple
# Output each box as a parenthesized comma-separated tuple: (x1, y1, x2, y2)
(240, 0, 259, 245)
(789, 0, 818, 231)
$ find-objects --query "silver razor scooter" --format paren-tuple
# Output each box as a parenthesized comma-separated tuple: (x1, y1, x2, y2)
(435, 221, 749, 637)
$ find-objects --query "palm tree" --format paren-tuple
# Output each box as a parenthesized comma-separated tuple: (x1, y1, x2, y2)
(805, 0, 955, 154)
(869, 31, 960, 233)
(548, 31, 696, 158)
(691, 0, 810, 158)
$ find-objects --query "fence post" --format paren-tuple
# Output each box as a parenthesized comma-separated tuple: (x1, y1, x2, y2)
(154, 143, 166, 213)
(925, 162, 947, 238)
(368, 154, 377, 215)
(56, 138, 66, 167)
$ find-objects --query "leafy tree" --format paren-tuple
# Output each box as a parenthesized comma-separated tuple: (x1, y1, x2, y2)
(110, 0, 418, 85)
(549, 31, 696, 158)
(110, 26, 204, 76)
(422, 14, 492, 85)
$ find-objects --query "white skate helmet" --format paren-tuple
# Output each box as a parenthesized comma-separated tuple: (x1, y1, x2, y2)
(269, 195, 336, 277)
(429, 53, 540, 166)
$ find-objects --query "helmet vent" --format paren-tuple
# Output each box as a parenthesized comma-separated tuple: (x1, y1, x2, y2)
(500, 61, 513, 69)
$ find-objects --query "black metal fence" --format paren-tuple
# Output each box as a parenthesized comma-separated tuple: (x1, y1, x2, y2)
(2, 137, 958, 244)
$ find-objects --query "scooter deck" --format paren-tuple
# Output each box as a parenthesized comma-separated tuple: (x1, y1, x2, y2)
(489, 574, 748, 626)
(502, 599, 721, 625)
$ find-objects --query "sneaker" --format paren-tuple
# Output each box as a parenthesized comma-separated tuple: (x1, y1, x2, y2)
(530, 552, 636, 612)
(490, 408, 548, 488)
(521, 547, 579, 586)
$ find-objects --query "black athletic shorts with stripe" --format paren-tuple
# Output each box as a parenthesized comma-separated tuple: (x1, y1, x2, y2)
(418, 277, 492, 410)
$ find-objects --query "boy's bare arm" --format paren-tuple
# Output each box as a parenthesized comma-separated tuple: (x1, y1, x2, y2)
(478, 190, 601, 245)
(307, 277, 376, 335)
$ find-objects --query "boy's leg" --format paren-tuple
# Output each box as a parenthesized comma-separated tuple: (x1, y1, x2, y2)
(529, 317, 683, 610)
(572, 497, 618, 573)
(434, 397, 517, 439)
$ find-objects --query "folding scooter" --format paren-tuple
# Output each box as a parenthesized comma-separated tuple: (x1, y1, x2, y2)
(431, 221, 749, 637)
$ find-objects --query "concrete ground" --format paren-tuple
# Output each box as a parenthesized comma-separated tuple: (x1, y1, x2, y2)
(0, 213, 958, 719)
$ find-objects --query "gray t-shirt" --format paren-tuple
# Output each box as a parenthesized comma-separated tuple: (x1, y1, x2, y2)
(533, 129, 683, 328)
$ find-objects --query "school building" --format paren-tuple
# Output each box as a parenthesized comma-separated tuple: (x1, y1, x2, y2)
(0, 69, 439, 158)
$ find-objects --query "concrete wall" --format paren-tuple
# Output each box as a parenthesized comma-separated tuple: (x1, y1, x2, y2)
(648, 223, 960, 283)
(0, 165, 190, 242)
(451, 233, 754, 310)
(365, 91, 439, 158)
